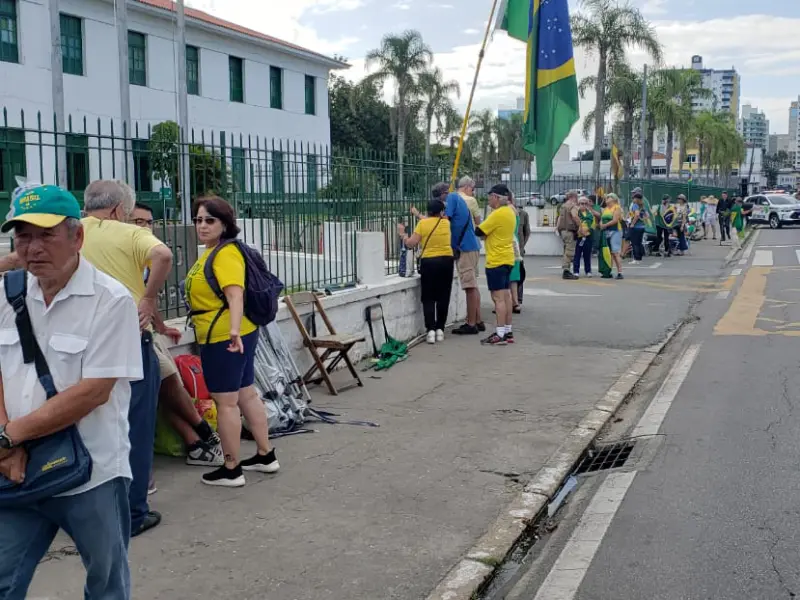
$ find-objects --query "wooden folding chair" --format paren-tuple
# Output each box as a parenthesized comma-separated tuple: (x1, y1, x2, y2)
(283, 292, 366, 395)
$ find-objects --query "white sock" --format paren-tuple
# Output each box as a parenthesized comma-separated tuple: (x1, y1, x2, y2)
(496, 326, 505, 336)
(506, 325, 512, 333)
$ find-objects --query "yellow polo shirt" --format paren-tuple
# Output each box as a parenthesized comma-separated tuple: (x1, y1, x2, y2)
(479, 205, 516, 268)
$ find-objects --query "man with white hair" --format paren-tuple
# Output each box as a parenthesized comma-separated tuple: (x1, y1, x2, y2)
(81, 179, 173, 537)
(457, 176, 482, 226)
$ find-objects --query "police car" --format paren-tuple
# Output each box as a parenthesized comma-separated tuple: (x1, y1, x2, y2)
(745, 192, 800, 229)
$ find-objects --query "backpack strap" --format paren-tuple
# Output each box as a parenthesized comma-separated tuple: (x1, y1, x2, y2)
(4, 270, 58, 399)
(196, 239, 236, 345)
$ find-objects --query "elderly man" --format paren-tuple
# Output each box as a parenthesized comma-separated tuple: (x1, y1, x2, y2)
(0, 185, 142, 598)
(556, 190, 580, 280)
(475, 184, 517, 345)
(81, 180, 173, 537)
(457, 176, 482, 226)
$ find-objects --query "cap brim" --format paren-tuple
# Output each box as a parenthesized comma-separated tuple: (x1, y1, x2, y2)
(1, 214, 67, 233)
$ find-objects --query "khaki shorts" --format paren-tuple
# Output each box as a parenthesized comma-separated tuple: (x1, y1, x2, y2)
(457, 251, 480, 289)
(153, 333, 179, 381)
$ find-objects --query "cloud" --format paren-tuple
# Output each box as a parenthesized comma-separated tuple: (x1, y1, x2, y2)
(638, 0, 667, 16)
(392, 1, 412, 8)
(464, 28, 480, 34)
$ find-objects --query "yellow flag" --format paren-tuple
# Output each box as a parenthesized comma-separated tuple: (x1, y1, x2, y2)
(611, 144, 624, 179)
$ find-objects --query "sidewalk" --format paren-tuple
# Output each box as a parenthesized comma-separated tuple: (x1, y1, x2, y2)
(28, 241, 732, 600)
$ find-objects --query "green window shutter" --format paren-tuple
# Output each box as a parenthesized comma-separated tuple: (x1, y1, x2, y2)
(271, 151, 284, 196)
(186, 45, 199, 95)
(66, 134, 89, 192)
(270, 66, 282, 110)
(229, 56, 243, 103)
(132, 139, 152, 193)
(231, 147, 246, 192)
(128, 31, 147, 86)
(0, 128, 26, 195)
(60, 14, 83, 75)
(304, 75, 316, 115)
(0, 0, 18, 63)
(306, 154, 317, 193)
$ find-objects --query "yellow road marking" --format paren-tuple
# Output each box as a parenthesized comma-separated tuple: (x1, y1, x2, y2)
(714, 267, 770, 336)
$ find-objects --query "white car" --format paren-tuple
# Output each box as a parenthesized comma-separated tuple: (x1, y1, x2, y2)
(746, 193, 800, 229)
(549, 189, 589, 206)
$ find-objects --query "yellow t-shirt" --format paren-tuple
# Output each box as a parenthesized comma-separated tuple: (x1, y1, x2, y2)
(414, 217, 453, 259)
(185, 244, 257, 345)
(459, 192, 482, 223)
(80, 216, 163, 303)
(479, 205, 516, 268)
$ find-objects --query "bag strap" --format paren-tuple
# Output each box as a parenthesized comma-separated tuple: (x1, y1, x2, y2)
(4, 270, 58, 399)
(418, 217, 442, 259)
(199, 239, 236, 345)
(454, 205, 471, 251)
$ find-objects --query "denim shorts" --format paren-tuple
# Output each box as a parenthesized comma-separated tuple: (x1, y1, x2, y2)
(485, 265, 512, 291)
(606, 230, 622, 254)
(199, 330, 259, 394)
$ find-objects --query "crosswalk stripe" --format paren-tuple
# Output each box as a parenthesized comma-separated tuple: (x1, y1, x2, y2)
(795, 250, 800, 266)
(752, 250, 773, 266)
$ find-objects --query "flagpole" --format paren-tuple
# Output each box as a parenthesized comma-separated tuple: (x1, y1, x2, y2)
(449, 0, 502, 191)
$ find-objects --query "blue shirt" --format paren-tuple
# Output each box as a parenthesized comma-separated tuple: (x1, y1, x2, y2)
(630, 202, 646, 229)
(444, 192, 480, 252)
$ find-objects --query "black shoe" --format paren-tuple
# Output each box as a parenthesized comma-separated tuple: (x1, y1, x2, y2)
(616, 273, 624, 280)
(601, 274, 613, 279)
(503, 332, 515, 344)
(202, 464, 246, 487)
(452, 323, 479, 335)
(562, 270, 578, 280)
(476, 322, 487, 332)
(512, 306, 522, 314)
(241, 449, 281, 473)
(132, 511, 162, 537)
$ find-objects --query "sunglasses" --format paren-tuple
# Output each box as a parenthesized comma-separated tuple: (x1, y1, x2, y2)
(193, 216, 218, 225)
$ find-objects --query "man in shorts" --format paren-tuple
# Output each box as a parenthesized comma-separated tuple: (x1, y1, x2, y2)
(476, 184, 517, 346)
(457, 176, 483, 226)
(130, 203, 223, 478)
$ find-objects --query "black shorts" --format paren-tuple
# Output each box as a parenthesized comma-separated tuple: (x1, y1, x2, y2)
(485, 265, 512, 291)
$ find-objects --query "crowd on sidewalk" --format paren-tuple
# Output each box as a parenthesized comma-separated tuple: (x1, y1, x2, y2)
(556, 187, 751, 280)
(0, 180, 280, 598)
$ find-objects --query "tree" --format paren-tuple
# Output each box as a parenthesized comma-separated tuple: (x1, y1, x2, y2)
(149, 121, 180, 190)
(496, 112, 525, 164)
(469, 109, 497, 183)
(762, 152, 781, 189)
(365, 30, 433, 198)
(691, 111, 744, 185)
(572, 0, 662, 182)
(417, 67, 460, 163)
(328, 75, 393, 153)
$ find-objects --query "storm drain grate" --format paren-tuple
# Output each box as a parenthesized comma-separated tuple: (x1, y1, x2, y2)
(574, 441, 636, 474)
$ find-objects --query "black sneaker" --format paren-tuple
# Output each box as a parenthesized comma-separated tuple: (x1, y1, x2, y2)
(476, 322, 487, 332)
(186, 440, 224, 467)
(241, 449, 280, 474)
(503, 332, 515, 344)
(452, 323, 479, 335)
(563, 271, 578, 280)
(616, 273, 624, 280)
(202, 464, 246, 487)
(481, 333, 507, 346)
(132, 511, 162, 537)
(512, 306, 522, 314)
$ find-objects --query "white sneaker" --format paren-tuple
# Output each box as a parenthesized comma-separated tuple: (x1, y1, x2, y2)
(426, 330, 436, 344)
(629, 260, 640, 265)
(435, 329, 444, 342)
(586, 272, 593, 278)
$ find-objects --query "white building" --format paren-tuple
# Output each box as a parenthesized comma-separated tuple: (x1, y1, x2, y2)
(0, 0, 346, 196)
(739, 104, 769, 149)
(690, 55, 740, 116)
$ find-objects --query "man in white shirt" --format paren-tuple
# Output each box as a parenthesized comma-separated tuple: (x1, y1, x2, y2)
(0, 185, 142, 599)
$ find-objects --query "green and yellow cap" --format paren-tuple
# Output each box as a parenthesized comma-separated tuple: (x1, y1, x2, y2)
(1, 185, 82, 233)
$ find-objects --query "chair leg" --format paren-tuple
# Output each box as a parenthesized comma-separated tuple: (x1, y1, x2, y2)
(305, 348, 339, 396)
(342, 347, 363, 388)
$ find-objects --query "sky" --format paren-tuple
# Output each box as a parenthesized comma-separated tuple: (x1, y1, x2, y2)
(186, 0, 800, 154)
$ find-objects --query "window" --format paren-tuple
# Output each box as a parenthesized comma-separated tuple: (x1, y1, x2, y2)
(132, 139, 152, 193)
(231, 147, 246, 192)
(186, 45, 199, 95)
(270, 66, 282, 110)
(66, 134, 89, 191)
(306, 154, 317, 193)
(128, 31, 147, 86)
(0, 128, 26, 195)
(229, 56, 243, 103)
(304, 75, 316, 115)
(271, 151, 284, 195)
(0, 0, 18, 63)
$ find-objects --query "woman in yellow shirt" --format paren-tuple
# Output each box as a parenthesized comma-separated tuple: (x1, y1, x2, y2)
(400, 197, 454, 344)
(185, 196, 277, 487)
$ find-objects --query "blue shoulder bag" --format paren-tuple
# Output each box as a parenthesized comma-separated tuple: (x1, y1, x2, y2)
(0, 269, 93, 507)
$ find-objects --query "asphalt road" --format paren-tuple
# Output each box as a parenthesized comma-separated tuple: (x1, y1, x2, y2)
(509, 225, 800, 600)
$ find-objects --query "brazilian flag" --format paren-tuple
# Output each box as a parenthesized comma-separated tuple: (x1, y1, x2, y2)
(498, 0, 579, 183)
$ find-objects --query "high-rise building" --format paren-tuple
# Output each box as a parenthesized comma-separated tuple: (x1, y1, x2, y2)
(497, 96, 525, 121)
(739, 104, 769, 149)
(690, 55, 740, 116)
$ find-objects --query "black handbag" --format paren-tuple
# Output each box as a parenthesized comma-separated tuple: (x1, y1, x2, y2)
(0, 269, 93, 508)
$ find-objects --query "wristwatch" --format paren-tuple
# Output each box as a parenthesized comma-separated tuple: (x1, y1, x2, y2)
(0, 424, 14, 449)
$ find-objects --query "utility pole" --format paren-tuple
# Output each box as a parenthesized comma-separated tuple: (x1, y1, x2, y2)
(48, 0, 67, 187)
(176, 0, 192, 223)
(115, 0, 134, 183)
(639, 64, 648, 181)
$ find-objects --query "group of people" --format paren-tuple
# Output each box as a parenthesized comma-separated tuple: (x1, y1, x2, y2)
(698, 191, 750, 249)
(0, 180, 277, 598)
(398, 177, 530, 347)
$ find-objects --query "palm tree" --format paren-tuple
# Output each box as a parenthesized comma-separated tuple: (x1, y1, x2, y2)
(572, 0, 662, 183)
(365, 30, 433, 198)
(469, 109, 497, 185)
(418, 67, 460, 164)
(496, 112, 525, 164)
(579, 62, 641, 178)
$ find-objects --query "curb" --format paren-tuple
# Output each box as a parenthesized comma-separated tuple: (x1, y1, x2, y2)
(425, 327, 682, 600)
(723, 227, 756, 264)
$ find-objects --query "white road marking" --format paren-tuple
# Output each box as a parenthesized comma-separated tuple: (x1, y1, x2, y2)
(739, 258, 747, 265)
(479, 286, 601, 298)
(731, 268, 742, 276)
(716, 290, 730, 300)
(753, 245, 800, 249)
(545, 262, 659, 271)
(795, 250, 800, 266)
(752, 250, 773, 266)
(648, 262, 662, 269)
(532, 343, 703, 600)
(742, 230, 759, 259)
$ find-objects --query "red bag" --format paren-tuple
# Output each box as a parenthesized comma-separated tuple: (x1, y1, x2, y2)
(174, 354, 211, 400)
